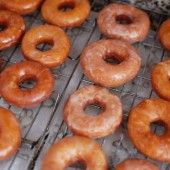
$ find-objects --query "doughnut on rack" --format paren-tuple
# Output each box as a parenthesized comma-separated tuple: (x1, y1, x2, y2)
(0, 0, 170, 169)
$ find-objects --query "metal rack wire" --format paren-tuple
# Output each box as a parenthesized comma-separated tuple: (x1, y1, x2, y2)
(0, 0, 169, 169)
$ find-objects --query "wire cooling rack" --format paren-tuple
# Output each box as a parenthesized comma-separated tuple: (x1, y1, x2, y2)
(0, 0, 169, 169)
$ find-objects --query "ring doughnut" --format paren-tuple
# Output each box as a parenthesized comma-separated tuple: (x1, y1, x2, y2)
(158, 19, 170, 51)
(41, 0, 91, 28)
(114, 159, 160, 170)
(128, 98, 170, 162)
(0, 107, 21, 160)
(0, 61, 54, 108)
(41, 136, 108, 170)
(1, 0, 44, 15)
(0, 10, 25, 50)
(64, 85, 122, 138)
(21, 25, 70, 68)
(97, 3, 150, 43)
(80, 39, 141, 87)
(151, 59, 170, 101)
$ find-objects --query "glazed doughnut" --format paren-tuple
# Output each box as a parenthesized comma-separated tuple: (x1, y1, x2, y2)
(1, 0, 44, 15)
(80, 39, 141, 87)
(41, 136, 108, 170)
(158, 19, 170, 51)
(97, 3, 150, 43)
(151, 59, 170, 101)
(114, 159, 160, 170)
(21, 25, 70, 68)
(0, 107, 21, 160)
(41, 0, 91, 28)
(128, 98, 170, 162)
(0, 10, 25, 50)
(0, 61, 54, 108)
(64, 85, 122, 138)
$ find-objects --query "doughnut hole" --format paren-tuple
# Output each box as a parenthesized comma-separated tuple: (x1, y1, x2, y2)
(104, 52, 126, 65)
(0, 25, 7, 32)
(115, 14, 133, 25)
(0, 19, 8, 32)
(84, 101, 105, 116)
(104, 58, 120, 64)
(104, 54, 122, 65)
(19, 75, 37, 90)
(150, 121, 167, 136)
(36, 40, 53, 51)
(58, 1, 75, 11)
(66, 161, 86, 169)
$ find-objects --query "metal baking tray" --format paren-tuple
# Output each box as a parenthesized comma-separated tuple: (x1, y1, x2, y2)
(0, 0, 169, 169)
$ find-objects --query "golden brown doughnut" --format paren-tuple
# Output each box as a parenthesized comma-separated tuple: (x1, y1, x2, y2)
(41, 136, 108, 170)
(1, 0, 44, 15)
(0, 61, 54, 108)
(158, 19, 170, 51)
(97, 3, 150, 43)
(64, 85, 122, 138)
(0, 10, 25, 50)
(0, 107, 21, 160)
(151, 59, 170, 101)
(41, 0, 91, 28)
(128, 98, 170, 162)
(21, 25, 70, 68)
(80, 39, 141, 87)
(114, 159, 160, 170)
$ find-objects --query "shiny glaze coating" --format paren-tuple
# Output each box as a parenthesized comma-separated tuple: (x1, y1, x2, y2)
(80, 39, 141, 87)
(97, 3, 150, 43)
(158, 19, 170, 51)
(64, 85, 122, 138)
(41, 136, 108, 170)
(114, 159, 160, 170)
(151, 59, 170, 101)
(0, 61, 54, 108)
(21, 25, 70, 68)
(0, 107, 21, 160)
(0, 10, 25, 50)
(1, 0, 44, 15)
(128, 98, 170, 162)
(41, 0, 91, 28)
